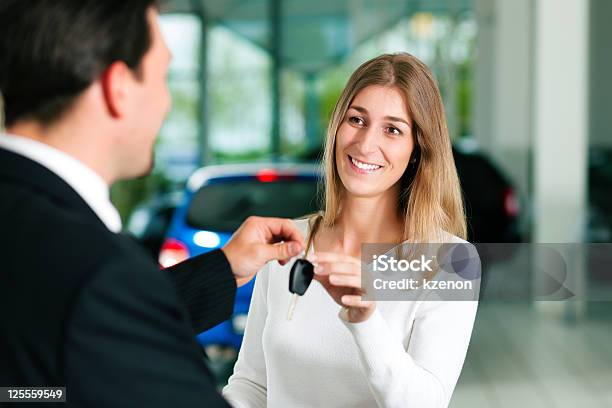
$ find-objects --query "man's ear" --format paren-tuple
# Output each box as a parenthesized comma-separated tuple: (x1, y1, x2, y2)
(100, 61, 133, 118)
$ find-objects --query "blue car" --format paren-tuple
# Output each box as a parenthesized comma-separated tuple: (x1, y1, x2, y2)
(159, 163, 320, 354)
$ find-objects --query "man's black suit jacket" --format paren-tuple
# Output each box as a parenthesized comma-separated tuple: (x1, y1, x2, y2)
(0, 148, 236, 406)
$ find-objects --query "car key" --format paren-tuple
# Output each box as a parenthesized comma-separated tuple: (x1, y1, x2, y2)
(287, 259, 314, 321)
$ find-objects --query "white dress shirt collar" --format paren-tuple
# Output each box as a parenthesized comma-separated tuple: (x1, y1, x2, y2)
(0, 132, 122, 233)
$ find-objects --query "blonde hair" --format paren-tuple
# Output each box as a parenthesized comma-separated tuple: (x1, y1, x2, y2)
(305, 53, 466, 251)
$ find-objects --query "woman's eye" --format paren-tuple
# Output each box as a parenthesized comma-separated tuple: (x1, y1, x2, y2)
(348, 116, 365, 126)
(386, 126, 402, 136)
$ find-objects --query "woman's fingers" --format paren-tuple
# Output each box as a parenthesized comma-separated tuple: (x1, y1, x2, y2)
(308, 251, 376, 322)
(310, 251, 361, 278)
(329, 274, 361, 289)
(308, 251, 360, 267)
(314, 261, 356, 276)
(341, 295, 374, 309)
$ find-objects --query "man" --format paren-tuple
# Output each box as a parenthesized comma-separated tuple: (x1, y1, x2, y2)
(0, 1, 303, 406)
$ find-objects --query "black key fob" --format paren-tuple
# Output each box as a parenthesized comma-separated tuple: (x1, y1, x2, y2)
(289, 259, 314, 296)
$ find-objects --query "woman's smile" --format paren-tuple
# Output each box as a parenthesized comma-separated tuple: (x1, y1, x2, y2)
(347, 154, 384, 174)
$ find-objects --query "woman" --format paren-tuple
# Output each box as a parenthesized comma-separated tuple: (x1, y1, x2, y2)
(222, 53, 479, 408)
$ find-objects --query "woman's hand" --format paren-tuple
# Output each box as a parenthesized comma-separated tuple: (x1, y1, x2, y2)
(307, 252, 376, 323)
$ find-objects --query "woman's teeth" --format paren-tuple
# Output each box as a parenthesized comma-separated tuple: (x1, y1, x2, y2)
(350, 156, 382, 171)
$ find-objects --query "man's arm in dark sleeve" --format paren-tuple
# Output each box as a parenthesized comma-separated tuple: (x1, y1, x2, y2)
(164, 249, 237, 333)
(65, 255, 231, 408)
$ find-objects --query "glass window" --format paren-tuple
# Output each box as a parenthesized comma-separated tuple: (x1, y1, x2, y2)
(187, 178, 319, 232)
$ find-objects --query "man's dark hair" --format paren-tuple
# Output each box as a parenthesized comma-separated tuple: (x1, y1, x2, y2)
(0, 0, 158, 127)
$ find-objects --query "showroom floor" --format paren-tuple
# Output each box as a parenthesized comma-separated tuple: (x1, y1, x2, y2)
(451, 302, 612, 408)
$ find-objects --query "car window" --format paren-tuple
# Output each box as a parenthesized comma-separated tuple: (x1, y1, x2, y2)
(187, 178, 320, 232)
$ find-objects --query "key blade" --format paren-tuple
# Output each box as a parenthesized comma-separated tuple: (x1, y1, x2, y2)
(287, 293, 299, 321)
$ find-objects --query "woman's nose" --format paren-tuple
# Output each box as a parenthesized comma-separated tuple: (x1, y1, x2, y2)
(356, 126, 380, 154)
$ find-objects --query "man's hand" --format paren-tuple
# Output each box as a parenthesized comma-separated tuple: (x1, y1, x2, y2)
(222, 216, 304, 287)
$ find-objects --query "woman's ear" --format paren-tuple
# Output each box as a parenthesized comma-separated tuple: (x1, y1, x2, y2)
(409, 143, 421, 165)
(400, 144, 420, 200)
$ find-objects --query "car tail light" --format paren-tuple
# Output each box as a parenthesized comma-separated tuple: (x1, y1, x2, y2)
(256, 169, 279, 182)
(503, 187, 520, 217)
(256, 169, 297, 182)
(159, 238, 189, 268)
